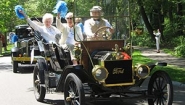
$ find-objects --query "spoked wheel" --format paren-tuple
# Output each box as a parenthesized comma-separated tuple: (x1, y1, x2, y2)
(64, 73, 85, 105)
(33, 64, 46, 102)
(148, 70, 173, 105)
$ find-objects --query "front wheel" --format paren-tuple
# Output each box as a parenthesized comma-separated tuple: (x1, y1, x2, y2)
(12, 53, 18, 73)
(148, 70, 173, 105)
(64, 73, 85, 105)
(33, 64, 46, 102)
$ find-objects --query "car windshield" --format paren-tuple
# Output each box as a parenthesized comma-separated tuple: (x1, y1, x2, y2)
(15, 25, 32, 39)
(73, 0, 130, 41)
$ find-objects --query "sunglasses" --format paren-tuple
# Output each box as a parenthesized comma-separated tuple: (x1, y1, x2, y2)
(67, 17, 73, 20)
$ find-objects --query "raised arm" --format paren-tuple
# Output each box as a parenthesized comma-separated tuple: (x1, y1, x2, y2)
(19, 10, 42, 32)
(56, 13, 65, 32)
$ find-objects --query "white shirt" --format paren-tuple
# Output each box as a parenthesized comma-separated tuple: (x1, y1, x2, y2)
(84, 18, 112, 38)
(56, 17, 83, 45)
(66, 27, 75, 45)
(153, 31, 161, 37)
(26, 18, 61, 43)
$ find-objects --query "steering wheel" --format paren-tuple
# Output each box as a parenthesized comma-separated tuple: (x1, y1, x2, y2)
(94, 26, 112, 40)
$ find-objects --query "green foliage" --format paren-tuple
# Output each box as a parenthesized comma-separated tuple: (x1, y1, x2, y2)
(131, 31, 154, 47)
(132, 50, 154, 65)
(174, 36, 185, 57)
(0, 0, 19, 32)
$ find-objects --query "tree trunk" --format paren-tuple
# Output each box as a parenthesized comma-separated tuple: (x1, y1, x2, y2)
(137, 0, 154, 41)
(177, 2, 183, 36)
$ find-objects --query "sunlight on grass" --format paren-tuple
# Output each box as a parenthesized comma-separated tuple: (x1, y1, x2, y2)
(132, 50, 154, 65)
(0, 43, 13, 56)
(133, 49, 185, 83)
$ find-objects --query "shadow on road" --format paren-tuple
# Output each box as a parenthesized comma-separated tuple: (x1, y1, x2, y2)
(43, 99, 64, 105)
(0, 62, 34, 74)
(17, 66, 34, 74)
(0, 62, 12, 72)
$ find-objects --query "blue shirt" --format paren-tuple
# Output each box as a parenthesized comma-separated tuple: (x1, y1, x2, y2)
(77, 23, 84, 34)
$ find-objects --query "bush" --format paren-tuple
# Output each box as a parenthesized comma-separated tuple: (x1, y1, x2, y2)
(131, 31, 154, 47)
(175, 45, 185, 57)
(174, 36, 185, 57)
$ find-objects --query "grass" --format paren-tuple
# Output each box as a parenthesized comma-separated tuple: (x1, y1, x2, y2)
(0, 43, 14, 56)
(133, 49, 185, 83)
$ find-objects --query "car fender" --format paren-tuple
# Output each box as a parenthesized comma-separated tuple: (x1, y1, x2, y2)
(56, 65, 95, 92)
(37, 58, 48, 84)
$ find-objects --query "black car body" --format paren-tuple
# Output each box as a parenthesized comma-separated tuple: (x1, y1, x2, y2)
(11, 24, 40, 73)
(33, 0, 173, 105)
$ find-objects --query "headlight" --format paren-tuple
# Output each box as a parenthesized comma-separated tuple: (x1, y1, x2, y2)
(136, 65, 150, 79)
(92, 65, 109, 82)
(21, 41, 27, 47)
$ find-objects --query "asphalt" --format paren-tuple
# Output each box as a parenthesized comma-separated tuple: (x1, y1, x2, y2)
(134, 46, 185, 89)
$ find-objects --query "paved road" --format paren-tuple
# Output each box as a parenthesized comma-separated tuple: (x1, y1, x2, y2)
(137, 46, 185, 68)
(0, 56, 184, 105)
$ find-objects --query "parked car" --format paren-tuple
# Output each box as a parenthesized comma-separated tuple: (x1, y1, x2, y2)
(33, 0, 173, 105)
(11, 24, 40, 73)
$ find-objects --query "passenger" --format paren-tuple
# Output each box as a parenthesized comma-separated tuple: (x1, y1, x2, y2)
(18, 10, 61, 43)
(75, 18, 86, 40)
(56, 12, 83, 65)
(84, 6, 114, 40)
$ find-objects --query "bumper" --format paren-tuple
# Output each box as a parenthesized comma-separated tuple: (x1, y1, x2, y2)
(12, 57, 37, 62)
(12, 57, 50, 62)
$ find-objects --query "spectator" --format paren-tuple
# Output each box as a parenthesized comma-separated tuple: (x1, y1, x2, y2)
(153, 29, 161, 53)
(9, 32, 14, 43)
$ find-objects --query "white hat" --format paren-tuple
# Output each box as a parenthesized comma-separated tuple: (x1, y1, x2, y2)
(90, 6, 102, 12)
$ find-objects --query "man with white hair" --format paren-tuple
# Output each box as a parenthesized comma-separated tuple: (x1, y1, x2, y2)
(84, 6, 114, 40)
(19, 11, 61, 43)
(56, 12, 83, 65)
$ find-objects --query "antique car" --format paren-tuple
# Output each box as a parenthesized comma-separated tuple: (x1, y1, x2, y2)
(11, 24, 41, 73)
(33, 0, 173, 105)
(11, 18, 66, 73)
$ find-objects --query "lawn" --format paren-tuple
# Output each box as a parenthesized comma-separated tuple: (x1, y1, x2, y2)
(133, 50, 185, 83)
(0, 43, 14, 56)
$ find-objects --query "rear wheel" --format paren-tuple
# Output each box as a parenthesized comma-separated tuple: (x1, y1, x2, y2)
(12, 53, 18, 73)
(148, 70, 173, 105)
(64, 73, 85, 105)
(33, 64, 46, 102)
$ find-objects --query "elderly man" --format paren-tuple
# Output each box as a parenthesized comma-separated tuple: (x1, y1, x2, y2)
(84, 6, 114, 40)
